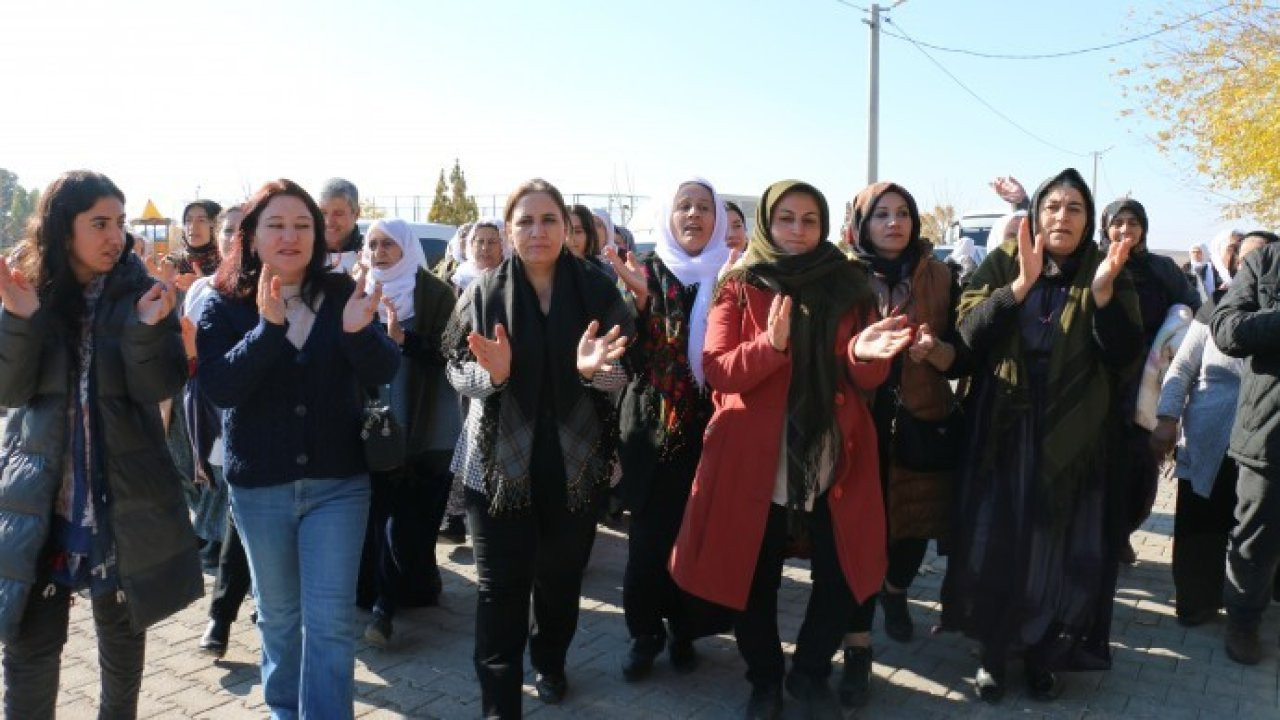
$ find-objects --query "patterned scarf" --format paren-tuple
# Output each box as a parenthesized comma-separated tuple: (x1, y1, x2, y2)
(636, 257, 708, 452)
(51, 275, 117, 592)
(444, 251, 633, 514)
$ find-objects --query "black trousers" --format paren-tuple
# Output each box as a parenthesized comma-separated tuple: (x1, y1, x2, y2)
(1224, 464, 1280, 628)
(1172, 460, 1238, 618)
(622, 454, 701, 641)
(209, 510, 252, 624)
(735, 494, 854, 687)
(466, 427, 600, 719)
(848, 537, 927, 632)
(3, 582, 146, 720)
(359, 450, 452, 617)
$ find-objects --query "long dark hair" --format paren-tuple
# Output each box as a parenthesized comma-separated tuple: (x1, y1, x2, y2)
(569, 204, 599, 257)
(13, 169, 124, 358)
(15, 171, 127, 350)
(212, 179, 334, 308)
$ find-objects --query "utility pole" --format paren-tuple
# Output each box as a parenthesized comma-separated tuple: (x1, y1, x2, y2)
(864, 2, 905, 186)
(865, 4, 881, 185)
(1090, 146, 1115, 199)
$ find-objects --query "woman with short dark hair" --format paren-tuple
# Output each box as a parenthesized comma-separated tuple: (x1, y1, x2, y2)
(447, 178, 633, 718)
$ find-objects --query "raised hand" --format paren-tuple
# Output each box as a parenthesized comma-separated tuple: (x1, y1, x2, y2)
(853, 315, 914, 361)
(577, 320, 628, 380)
(767, 294, 793, 352)
(343, 280, 383, 333)
(1011, 216, 1044, 303)
(0, 257, 39, 319)
(1092, 234, 1134, 307)
(180, 315, 198, 359)
(175, 263, 200, 292)
(990, 176, 1027, 205)
(136, 280, 178, 326)
(257, 266, 286, 326)
(603, 245, 648, 310)
(468, 323, 512, 385)
(907, 321, 936, 363)
(381, 297, 404, 345)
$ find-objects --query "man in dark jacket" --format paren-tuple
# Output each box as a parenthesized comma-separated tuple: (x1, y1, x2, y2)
(1210, 241, 1280, 665)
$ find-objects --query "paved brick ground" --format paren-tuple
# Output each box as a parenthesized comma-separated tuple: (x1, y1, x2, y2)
(4, 474, 1278, 718)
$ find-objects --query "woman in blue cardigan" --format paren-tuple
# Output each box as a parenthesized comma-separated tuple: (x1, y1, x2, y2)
(196, 179, 399, 720)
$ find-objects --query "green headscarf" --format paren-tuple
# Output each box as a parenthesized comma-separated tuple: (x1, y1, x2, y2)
(722, 180, 873, 513)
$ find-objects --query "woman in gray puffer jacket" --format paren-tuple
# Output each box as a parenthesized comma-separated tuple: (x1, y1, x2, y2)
(0, 171, 203, 719)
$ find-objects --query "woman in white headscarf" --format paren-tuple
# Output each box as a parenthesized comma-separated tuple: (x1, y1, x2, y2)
(1183, 243, 1218, 303)
(441, 218, 507, 544)
(1209, 228, 1243, 292)
(434, 221, 473, 283)
(605, 178, 732, 682)
(945, 236, 980, 285)
(450, 218, 506, 292)
(356, 219, 461, 650)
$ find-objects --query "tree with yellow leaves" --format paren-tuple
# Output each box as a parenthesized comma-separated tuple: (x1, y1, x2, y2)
(1119, 1, 1280, 224)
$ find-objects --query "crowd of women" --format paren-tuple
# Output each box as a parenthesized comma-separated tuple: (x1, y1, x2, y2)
(0, 167, 1278, 720)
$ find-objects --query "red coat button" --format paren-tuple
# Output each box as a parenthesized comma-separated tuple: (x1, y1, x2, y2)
(834, 392, 846, 406)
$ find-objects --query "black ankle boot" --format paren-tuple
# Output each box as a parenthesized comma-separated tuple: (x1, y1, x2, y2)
(199, 619, 230, 658)
(1025, 663, 1063, 701)
(880, 590, 914, 642)
(838, 646, 872, 708)
(974, 664, 1005, 703)
(621, 633, 665, 681)
(744, 682, 782, 720)
(785, 670, 842, 720)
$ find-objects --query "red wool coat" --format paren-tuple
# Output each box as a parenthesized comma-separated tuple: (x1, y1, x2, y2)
(669, 280, 890, 610)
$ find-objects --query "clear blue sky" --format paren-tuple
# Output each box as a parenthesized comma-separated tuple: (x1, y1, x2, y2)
(0, 0, 1248, 248)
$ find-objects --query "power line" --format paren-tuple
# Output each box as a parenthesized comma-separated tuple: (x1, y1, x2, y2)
(884, 17, 1088, 157)
(877, 4, 1231, 60)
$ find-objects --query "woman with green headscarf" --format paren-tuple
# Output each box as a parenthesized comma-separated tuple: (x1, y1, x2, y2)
(941, 168, 1143, 703)
(670, 180, 912, 719)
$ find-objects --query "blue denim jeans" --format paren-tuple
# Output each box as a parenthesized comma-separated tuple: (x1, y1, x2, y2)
(229, 475, 370, 720)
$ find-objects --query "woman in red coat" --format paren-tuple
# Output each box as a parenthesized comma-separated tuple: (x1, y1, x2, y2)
(670, 180, 912, 719)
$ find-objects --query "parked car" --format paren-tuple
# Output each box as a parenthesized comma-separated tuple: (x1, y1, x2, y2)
(357, 219, 457, 268)
(944, 211, 1005, 251)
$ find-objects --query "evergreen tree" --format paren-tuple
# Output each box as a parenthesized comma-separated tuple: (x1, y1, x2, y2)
(448, 159, 479, 224)
(427, 170, 450, 223)
(0, 168, 39, 250)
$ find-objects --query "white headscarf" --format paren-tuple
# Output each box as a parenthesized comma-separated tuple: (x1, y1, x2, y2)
(1210, 228, 1239, 288)
(446, 223, 470, 264)
(654, 178, 731, 387)
(592, 208, 617, 252)
(1188, 242, 1216, 298)
(985, 211, 1026, 251)
(450, 218, 506, 291)
(946, 235, 978, 265)
(364, 219, 426, 322)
